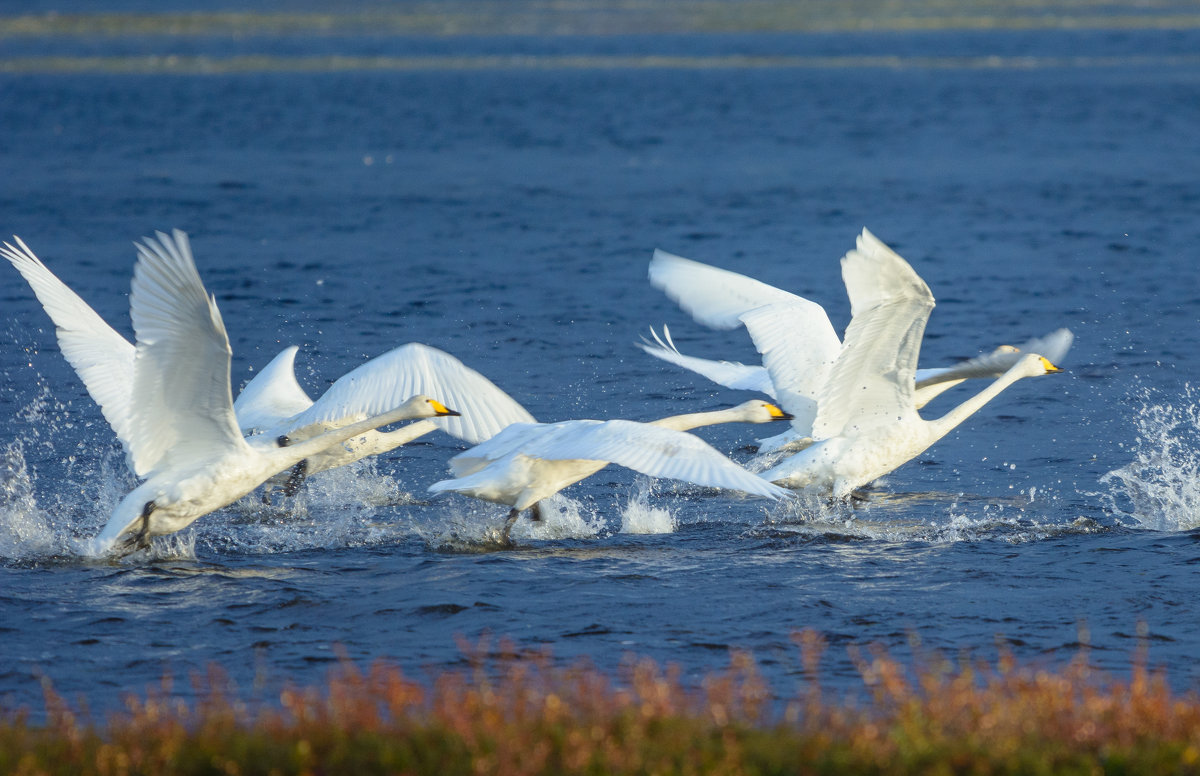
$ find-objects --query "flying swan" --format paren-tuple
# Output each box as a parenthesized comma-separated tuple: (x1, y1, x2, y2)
(428, 400, 794, 545)
(2, 235, 533, 496)
(756, 229, 1061, 496)
(643, 243, 1072, 453)
(4, 230, 463, 555)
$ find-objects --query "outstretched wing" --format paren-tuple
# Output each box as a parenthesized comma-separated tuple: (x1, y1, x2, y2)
(1, 236, 138, 456)
(233, 346, 314, 432)
(276, 343, 534, 445)
(514, 419, 791, 500)
(637, 325, 776, 395)
(739, 302, 842, 437)
(913, 328, 1074, 408)
(812, 228, 935, 440)
(649, 249, 819, 330)
(128, 230, 246, 477)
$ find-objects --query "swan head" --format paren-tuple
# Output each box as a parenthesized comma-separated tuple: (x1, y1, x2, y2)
(730, 400, 795, 424)
(403, 394, 462, 418)
(1014, 352, 1062, 377)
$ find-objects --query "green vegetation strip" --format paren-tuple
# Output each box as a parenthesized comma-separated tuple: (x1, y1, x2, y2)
(3, 632, 1199, 774)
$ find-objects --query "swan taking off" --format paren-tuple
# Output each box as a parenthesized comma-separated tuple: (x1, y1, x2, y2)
(757, 229, 1061, 497)
(234, 342, 534, 492)
(428, 400, 794, 545)
(643, 244, 1071, 452)
(6, 230, 462, 556)
(2, 235, 532, 495)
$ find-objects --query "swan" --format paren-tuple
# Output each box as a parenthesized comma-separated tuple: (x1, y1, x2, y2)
(2, 235, 533, 493)
(756, 229, 1061, 496)
(644, 245, 1072, 452)
(428, 399, 794, 545)
(232, 342, 534, 493)
(28, 230, 460, 555)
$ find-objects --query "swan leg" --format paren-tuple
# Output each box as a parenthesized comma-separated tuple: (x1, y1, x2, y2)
(134, 500, 156, 551)
(848, 488, 871, 504)
(501, 508, 522, 547)
(282, 460, 308, 497)
(530, 502, 544, 522)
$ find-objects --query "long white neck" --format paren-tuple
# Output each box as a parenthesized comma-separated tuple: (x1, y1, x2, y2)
(925, 361, 1035, 443)
(650, 406, 750, 432)
(276, 404, 435, 465)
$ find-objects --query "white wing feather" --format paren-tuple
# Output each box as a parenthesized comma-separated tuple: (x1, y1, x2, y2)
(648, 249, 816, 330)
(1, 237, 139, 456)
(915, 328, 1074, 388)
(127, 230, 246, 477)
(233, 346, 314, 432)
(738, 302, 842, 437)
(912, 328, 1073, 407)
(273, 343, 533, 445)
(441, 419, 789, 500)
(812, 229, 935, 440)
(637, 325, 775, 395)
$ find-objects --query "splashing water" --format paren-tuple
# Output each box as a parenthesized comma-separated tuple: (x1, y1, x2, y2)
(620, 480, 676, 534)
(0, 442, 62, 559)
(417, 494, 604, 550)
(1100, 386, 1200, 531)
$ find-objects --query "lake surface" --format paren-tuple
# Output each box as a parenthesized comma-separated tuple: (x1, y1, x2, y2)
(3, 2, 1200, 714)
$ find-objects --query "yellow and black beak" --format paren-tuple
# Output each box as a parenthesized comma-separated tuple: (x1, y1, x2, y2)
(430, 399, 462, 417)
(767, 403, 794, 421)
(1039, 356, 1062, 374)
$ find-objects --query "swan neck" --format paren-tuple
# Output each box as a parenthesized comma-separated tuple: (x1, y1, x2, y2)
(927, 365, 1029, 441)
(650, 407, 741, 432)
(281, 405, 428, 461)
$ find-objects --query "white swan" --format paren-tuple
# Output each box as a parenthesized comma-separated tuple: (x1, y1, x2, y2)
(39, 230, 458, 555)
(2, 235, 533, 492)
(757, 229, 1061, 496)
(233, 342, 534, 492)
(428, 400, 794, 544)
(644, 245, 1072, 452)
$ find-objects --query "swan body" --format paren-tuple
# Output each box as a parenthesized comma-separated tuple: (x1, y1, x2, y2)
(85, 231, 465, 555)
(5, 229, 463, 555)
(99, 393, 460, 553)
(429, 400, 793, 543)
(3, 236, 532, 489)
(644, 246, 1071, 453)
(755, 230, 1061, 496)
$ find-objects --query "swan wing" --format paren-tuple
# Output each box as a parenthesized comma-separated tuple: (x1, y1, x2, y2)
(1, 237, 139, 454)
(637, 325, 776, 395)
(127, 230, 246, 477)
(233, 346, 314, 432)
(445, 421, 562, 477)
(516, 419, 791, 500)
(649, 249, 820, 330)
(915, 328, 1074, 389)
(812, 228, 935, 439)
(738, 302, 842, 437)
(278, 343, 534, 445)
(912, 328, 1074, 408)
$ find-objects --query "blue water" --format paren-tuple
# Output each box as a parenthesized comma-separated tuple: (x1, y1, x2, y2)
(3, 6, 1200, 714)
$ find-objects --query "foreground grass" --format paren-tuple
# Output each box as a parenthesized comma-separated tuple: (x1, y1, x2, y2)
(3, 632, 1199, 775)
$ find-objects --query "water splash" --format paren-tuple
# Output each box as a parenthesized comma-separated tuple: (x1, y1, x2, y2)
(417, 494, 604, 550)
(216, 461, 421, 554)
(1100, 386, 1200, 531)
(756, 485, 1091, 544)
(0, 442, 62, 559)
(620, 480, 676, 534)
